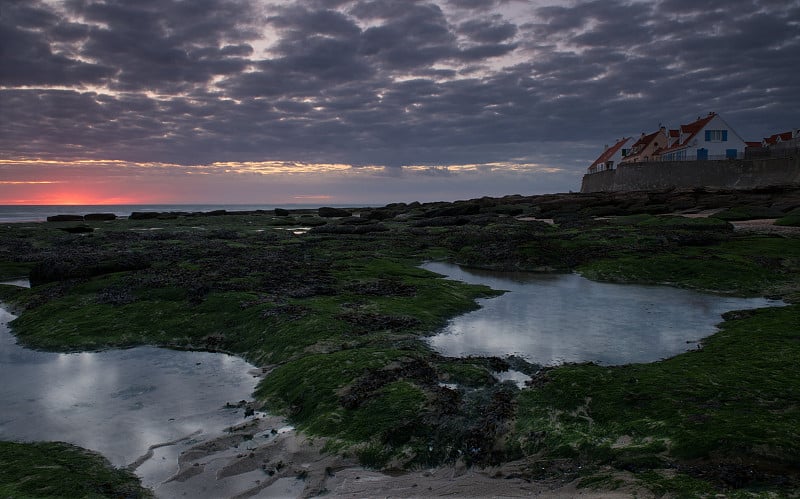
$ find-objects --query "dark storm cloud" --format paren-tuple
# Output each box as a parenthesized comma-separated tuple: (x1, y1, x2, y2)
(1, 0, 798, 174)
(62, 0, 258, 93)
(0, 2, 113, 86)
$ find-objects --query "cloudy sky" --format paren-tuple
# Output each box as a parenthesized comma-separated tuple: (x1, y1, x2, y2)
(1, 0, 798, 205)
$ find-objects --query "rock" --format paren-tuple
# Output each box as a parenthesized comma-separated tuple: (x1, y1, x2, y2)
(363, 209, 395, 221)
(47, 214, 84, 222)
(84, 213, 117, 221)
(338, 217, 374, 225)
(318, 207, 352, 218)
(129, 211, 161, 220)
(422, 202, 481, 218)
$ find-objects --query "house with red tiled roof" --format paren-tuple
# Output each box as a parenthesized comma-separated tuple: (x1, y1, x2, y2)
(657, 112, 747, 161)
(620, 127, 670, 164)
(667, 128, 680, 147)
(762, 131, 795, 147)
(587, 137, 631, 174)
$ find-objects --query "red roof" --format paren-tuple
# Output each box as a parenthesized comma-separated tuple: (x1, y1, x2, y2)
(746, 141, 762, 148)
(763, 131, 793, 145)
(659, 112, 717, 154)
(590, 137, 631, 169)
(631, 131, 659, 150)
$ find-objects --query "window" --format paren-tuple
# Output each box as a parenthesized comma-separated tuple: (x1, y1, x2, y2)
(705, 130, 728, 142)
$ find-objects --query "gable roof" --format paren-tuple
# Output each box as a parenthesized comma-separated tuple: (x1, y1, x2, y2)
(659, 112, 718, 153)
(590, 137, 631, 169)
(629, 129, 667, 152)
(763, 131, 793, 145)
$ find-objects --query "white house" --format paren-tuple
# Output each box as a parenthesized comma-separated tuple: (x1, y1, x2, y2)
(658, 112, 747, 161)
(587, 137, 632, 174)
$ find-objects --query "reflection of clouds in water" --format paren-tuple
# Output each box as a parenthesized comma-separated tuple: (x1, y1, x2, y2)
(0, 310, 258, 472)
(424, 262, 784, 366)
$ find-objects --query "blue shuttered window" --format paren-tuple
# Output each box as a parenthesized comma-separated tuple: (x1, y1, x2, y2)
(705, 130, 728, 142)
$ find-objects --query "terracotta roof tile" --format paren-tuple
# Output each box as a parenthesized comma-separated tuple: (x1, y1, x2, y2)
(590, 137, 631, 169)
(660, 113, 717, 154)
(763, 131, 793, 145)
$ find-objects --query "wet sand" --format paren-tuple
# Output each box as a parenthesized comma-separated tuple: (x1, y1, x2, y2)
(154, 415, 652, 498)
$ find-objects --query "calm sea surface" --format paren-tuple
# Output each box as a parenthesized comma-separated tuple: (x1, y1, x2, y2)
(0, 204, 372, 223)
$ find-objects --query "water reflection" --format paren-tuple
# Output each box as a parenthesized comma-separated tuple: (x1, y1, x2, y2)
(423, 262, 784, 366)
(0, 279, 30, 288)
(0, 303, 259, 487)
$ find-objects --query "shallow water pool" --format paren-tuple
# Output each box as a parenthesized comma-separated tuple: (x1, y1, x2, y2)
(0, 299, 260, 491)
(423, 262, 784, 366)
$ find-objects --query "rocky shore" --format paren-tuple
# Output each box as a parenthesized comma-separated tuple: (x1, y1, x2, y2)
(1, 186, 799, 498)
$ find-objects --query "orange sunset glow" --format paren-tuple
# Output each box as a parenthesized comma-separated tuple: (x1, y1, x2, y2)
(0, 158, 570, 206)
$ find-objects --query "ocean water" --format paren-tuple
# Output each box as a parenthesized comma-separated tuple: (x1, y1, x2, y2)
(0, 204, 371, 223)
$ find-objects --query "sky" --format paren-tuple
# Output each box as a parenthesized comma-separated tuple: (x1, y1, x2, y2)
(1, 0, 798, 205)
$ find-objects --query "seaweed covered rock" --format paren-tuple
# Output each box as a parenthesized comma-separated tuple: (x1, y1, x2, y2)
(318, 207, 352, 218)
(29, 252, 151, 286)
(422, 202, 481, 218)
(309, 223, 388, 234)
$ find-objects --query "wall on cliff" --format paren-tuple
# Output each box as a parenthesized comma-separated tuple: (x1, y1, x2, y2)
(581, 157, 800, 193)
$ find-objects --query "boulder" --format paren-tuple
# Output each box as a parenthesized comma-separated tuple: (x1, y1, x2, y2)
(47, 214, 84, 222)
(422, 202, 481, 218)
(129, 211, 160, 220)
(84, 213, 117, 221)
(318, 207, 352, 218)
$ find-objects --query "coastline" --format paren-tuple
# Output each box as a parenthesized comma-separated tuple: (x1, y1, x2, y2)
(159, 414, 649, 498)
(1, 189, 799, 498)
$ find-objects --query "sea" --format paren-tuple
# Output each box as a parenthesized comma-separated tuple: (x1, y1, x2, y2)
(0, 204, 372, 224)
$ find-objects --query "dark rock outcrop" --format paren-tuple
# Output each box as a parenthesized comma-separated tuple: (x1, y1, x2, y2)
(318, 207, 352, 218)
(129, 211, 161, 220)
(84, 213, 117, 221)
(309, 223, 388, 234)
(47, 215, 84, 222)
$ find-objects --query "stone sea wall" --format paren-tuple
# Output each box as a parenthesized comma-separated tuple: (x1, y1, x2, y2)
(581, 157, 800, 193)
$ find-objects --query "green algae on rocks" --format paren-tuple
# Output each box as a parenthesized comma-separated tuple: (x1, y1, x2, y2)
(0, 441, 153, 498)
(1, 189, 800, 496)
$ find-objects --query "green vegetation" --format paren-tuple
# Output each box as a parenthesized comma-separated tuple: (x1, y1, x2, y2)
(1, 193, 799, 496)
(776, 208, 800, 227)
(711, 206, 785, 221)
(514, 305, 800, 494)
(0, 441, 152, 498)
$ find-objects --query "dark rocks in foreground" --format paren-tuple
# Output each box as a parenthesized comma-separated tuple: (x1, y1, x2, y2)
(42, 184, 800, 227)
(318, 207, 352, 218)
